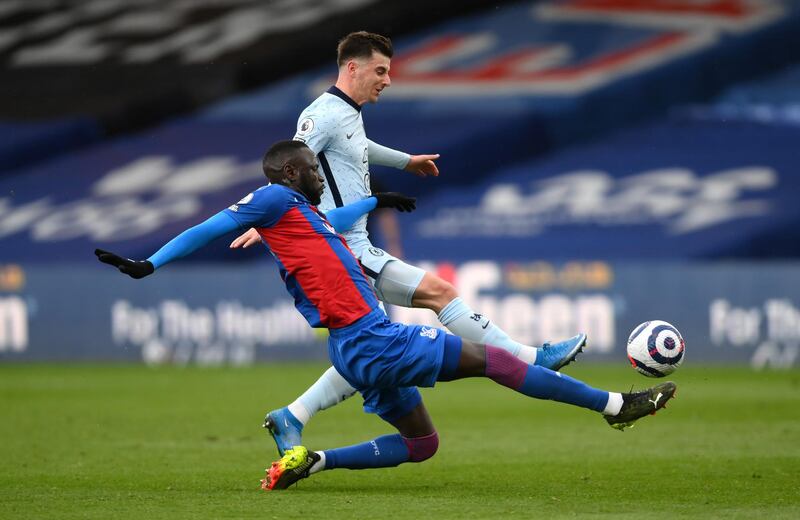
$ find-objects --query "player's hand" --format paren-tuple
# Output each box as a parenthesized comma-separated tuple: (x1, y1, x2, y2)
(374, 192, 416, 212)
(94, 249, 154, 279)
(230, 228, 262, 249)
(405, 154, 440, 178)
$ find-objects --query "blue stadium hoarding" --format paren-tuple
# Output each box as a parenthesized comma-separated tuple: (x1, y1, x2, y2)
(681, 60, 800, 127)
(0, 114, 798, 263)
(0, 120, 295, 263)
(1, 262, 798, 369)
(0, 264, 324, 363)
(3, 44, 800, 267)
(389, 260, 800, 369)
(0, 118, 102, 174)
(399, 116, 800, 261)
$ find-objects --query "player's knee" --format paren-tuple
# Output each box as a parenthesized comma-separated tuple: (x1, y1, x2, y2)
(415, 274, 458, 310)
(403, 431, 439, 463)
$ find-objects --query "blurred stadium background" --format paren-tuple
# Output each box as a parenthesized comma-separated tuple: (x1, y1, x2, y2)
(2, 0, 799, 368)
(2, 1, 799, 517)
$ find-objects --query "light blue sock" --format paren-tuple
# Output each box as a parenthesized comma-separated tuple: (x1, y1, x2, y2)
(323, 434, 410, 470)
(438, 297, 536, 362)
(291, 366, 357, 424)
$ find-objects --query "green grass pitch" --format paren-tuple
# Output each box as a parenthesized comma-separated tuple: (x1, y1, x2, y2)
(1, 363, 798, 519)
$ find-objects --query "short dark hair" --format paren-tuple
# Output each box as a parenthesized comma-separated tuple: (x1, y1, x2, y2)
(337, 31, 393, 66)
(262, 140, 309, 182)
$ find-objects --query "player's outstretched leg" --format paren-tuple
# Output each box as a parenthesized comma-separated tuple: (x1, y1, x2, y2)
(263, 366, 357, 456)
(261, 401, 438, 491)
(379, 262, 586, 368)
(437, 339, 676, 429)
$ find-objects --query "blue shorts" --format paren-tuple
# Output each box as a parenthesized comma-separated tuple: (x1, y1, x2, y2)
(327, 308, 457, 422)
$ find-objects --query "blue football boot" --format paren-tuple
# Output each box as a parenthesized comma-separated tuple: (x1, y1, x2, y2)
(535, 333, 587, 371)
(263, 407, 303, 457)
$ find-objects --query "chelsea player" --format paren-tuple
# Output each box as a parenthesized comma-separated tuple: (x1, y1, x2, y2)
(231, 31, 588, 456)
(96, 140, 677, 490)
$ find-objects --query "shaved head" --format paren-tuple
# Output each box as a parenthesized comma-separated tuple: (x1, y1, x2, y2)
(262, 140, 311, 184)
(262, 140, 325, 205)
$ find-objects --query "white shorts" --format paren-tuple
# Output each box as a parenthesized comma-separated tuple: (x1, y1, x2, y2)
(356, 246, 426, 308)
(357, 245, 397, 278)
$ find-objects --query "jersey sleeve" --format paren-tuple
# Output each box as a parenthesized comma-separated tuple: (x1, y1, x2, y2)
(147, 211, 240, 269)
(293, 110, 331, 154)
(325, 196, 378, 232)
(222, 185, 288, 229)
(368, 139, 411, 169)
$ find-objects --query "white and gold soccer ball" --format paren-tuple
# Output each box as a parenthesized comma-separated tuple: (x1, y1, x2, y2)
(626, 320, 685, 377)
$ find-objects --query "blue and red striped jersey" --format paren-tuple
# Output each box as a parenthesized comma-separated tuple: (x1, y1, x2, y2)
(223, 184, 379, 329)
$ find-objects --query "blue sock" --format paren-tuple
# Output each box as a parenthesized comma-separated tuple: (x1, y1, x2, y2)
(323, 434, 410, 470)
(520, 365, 608, 412)
(485, 345, 608, 412)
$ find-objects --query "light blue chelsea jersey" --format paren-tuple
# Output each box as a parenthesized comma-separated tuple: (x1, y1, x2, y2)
(294, 86, 372, 252)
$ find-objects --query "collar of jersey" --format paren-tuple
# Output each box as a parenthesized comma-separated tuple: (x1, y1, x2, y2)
(326, 86, 362, 113)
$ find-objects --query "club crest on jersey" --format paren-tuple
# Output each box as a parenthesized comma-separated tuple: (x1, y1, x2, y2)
(368, 247, 384, 257)
(297, 118, 314, 136)
(419, 327, 439, 340)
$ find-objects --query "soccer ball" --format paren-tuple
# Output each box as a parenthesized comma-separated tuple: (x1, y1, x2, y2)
(626, 320, 685, 377)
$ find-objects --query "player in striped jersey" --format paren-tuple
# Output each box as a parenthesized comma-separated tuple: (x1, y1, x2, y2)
(231, 32, 587, 456)
(95, 141, 676, 490)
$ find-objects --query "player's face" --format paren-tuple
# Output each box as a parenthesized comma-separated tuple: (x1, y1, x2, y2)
(293, 149, 324, 205)
(353, 51, 391, 104)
